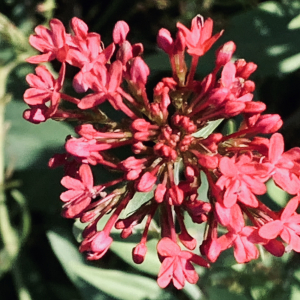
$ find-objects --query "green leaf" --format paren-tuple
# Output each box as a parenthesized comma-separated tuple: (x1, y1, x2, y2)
(69, 262, 164, 300)
(279, 52, 300, 73)
(207, 287, 249, 300)
(174, 158, 184, 185)
(182, 282, 204, 300)
(5, 100, 72, 170)
(197, 171, 209, 202)
(259, 1, 285, 15)
(192, 119, 223, 138)
(10, 189, 31, 244)
(47, 231, 168, 300)
(122, 190, 154, 217)
(225, 1, 300, 76)
(266, 179, 289, 207)
(291, 285, 300, 300)
(288, 14, 300, 29)
(222, 119, 237, 135)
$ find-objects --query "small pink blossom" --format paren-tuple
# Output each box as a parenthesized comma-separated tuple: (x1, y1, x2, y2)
(157, 238, 209, 289)
(60, 164, 96, 218)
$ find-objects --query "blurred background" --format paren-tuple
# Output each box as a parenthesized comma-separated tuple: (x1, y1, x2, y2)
(1, 0, 300, 299)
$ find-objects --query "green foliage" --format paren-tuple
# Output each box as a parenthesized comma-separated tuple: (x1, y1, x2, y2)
(47, 230, 172, 300)
(225, 1, 300, 76)
(5, 100, 73, 170)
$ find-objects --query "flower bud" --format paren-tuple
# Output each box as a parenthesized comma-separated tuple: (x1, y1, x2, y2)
(132, 243, 147, 264)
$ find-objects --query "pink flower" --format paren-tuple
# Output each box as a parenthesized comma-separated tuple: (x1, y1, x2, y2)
(258, 196, 300, 252)
(27, 19, 69, 63)
(177, 15, 223, 57)
(267, 133, 300, 194)
(77, 61, 123, 110)
(80, 230, 113, 260)
(23, 63, 66, 122)
(218, 226, 260, 263)
(60, 164, 96, 218)
(216, 154, 271, 208)
(157, 238, 209, 289)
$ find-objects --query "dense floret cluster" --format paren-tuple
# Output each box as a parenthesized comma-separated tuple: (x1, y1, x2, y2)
(23, 15, 300, 289)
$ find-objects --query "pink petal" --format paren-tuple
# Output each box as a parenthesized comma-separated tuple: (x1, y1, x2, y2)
(36, 65, 55, 86)
(219, 156, 237, 177)
(258, 220, 283, 239)
(34, 25, 52, 44)
(26, 73, 50, 89)
(157, 257, 174, 288)
(60, 190, 84, 202)
(269, 133, 284, 164)
(55, 62, 66, 91)
(183, 260, 199, 285)
(29, 34, 52, 52)
(107, 60, 123, 92)
(26, 52, 55, 63)
(286, 229, 300, 252)
(238, 186, 259, 208)
(273, 169, 300, 195)
(208, 87, 229, 105)
(72, 70, 89, 93)
(23, 107, 47, 124)
(241, 175, 266, 195)
(215, 202, 244, 232)
(200, 18, 213, 44)
(61, 176, 85, 190)
(221, 62, 236, 88)
(91, 231, 113, 252)
(218, 232, 236, 250)
(71, 17, 88, 38)
(113, 20, 130, 44)
(130, 57, 150, 86)
(99, 43, 115, 64)
(49, 18, 66, 48)
(62, 195, 91, 218)
(92, 62, 107, 88)
(23, 88, 51, 105)
(280, 227, 300, 252)
(223, 180, 239, 208)
(281, 196, 299, 221)
(136, 171, 156, 192)
(77, 93, 106, 109)
(283, 147, 300, 161)
(233, 235, 258, 263)
(172, 257, 185, 289)
(79, 164, 94, 190)
(176, 22, 192, 41)
(87, 33, 101, 60)
(157, 238, 180, 257)
(157, 28, 173, 54)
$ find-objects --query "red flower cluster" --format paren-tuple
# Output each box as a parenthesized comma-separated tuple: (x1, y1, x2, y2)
(23, 15, 300, 289)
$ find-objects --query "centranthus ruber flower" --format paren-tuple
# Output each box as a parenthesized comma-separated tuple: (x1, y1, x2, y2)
(23, 14, 300, 289)
(157, 238, 209, 289)
(258, 196, 300, 252)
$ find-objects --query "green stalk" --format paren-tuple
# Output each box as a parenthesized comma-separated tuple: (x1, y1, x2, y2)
(0, 63, 32, 300)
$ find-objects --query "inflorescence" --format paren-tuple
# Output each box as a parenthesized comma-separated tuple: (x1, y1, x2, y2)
(23, 15, 300, 289)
